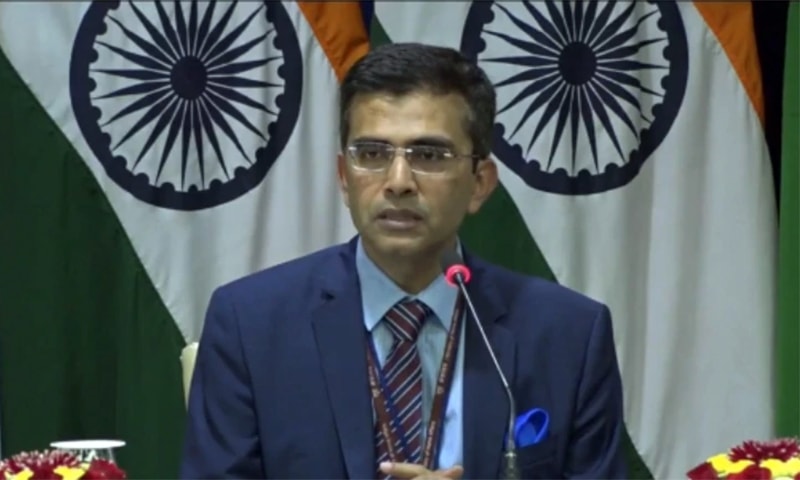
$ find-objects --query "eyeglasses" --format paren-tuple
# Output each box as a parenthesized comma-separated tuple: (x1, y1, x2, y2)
(345, 142, 481, 175)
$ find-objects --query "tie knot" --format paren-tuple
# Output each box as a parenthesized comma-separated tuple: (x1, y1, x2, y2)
(384, 299, 429, 343)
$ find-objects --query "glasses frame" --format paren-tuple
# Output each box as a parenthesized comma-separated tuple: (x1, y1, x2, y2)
(344, 142, 483, 175)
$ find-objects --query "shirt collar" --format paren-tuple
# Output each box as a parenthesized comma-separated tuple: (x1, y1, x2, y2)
(355, 237, 462, 332)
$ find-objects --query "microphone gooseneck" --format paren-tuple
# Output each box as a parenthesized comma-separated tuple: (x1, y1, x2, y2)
(440, 252, 520, 480)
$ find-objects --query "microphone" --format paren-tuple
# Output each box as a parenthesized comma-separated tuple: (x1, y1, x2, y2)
(440, 251, 519, 480)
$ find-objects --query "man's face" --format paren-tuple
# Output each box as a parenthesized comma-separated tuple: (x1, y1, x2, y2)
(337, 91, 497, 260)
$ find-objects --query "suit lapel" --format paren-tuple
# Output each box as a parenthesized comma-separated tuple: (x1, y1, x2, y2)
(310, 240, 375, 479)
(460, 257, 516, 480)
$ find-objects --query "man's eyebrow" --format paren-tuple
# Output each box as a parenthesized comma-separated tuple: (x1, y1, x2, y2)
(349, 136, 457, 149)
(350, 136, 391, 145)
(406, 136, 456, 149)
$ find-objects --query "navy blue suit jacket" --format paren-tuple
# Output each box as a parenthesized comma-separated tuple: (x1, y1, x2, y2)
(180, 238, 627, 479)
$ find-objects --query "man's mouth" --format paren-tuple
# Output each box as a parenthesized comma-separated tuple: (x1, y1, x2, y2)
(376, 208, 424, 230)
(377, 208, 423, 221)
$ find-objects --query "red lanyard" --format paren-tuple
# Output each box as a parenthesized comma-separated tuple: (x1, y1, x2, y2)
(365, 294, 464, 469)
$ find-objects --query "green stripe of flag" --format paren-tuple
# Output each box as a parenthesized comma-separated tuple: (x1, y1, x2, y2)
(776, 1, 799, 439)
(0, 46, 186, 477)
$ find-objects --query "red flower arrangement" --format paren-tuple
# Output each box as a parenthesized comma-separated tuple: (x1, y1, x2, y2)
(0, 449, 126, 480)
(688, 438, 800, 479)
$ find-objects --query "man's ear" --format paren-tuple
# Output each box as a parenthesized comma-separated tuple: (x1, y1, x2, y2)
(467, 158, 498, 214)
(336, 152, 350, 208)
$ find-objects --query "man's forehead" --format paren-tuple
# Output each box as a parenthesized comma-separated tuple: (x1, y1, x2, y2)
(348, 91, 471, 140)
(350, 90, 468, 108)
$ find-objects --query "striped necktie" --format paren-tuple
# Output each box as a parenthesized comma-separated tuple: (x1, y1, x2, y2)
(375, 298, 430, 477)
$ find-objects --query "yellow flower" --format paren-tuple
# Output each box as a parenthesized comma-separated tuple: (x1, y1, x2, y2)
(761, 457, 800, 477)
(5, 469, 33, 480)
(54, 465, 86, 480)
(707, 453, 754, 475)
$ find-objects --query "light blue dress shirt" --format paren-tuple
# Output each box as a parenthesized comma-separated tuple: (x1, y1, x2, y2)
(355, 238, 465, 469)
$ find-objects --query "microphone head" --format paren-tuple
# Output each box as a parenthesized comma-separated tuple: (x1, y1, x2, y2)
(440, 250, 471, 286)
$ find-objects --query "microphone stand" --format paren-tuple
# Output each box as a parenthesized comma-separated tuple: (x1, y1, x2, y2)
(452, 274, 520, 480)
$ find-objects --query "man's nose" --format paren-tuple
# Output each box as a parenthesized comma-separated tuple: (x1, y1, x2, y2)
(384, 150, 417, 197)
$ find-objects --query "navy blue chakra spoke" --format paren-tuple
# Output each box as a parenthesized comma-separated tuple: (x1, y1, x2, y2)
(70, 0, 302, 210)
(461, 0, 688, 195)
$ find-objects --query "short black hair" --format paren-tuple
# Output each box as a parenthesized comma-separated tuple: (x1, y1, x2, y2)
(339, 42, 496, 158)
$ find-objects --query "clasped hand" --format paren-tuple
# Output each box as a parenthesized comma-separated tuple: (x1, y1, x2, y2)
(379, 461, 464, 480)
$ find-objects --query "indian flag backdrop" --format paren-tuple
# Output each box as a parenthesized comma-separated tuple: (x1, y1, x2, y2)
(372, 1, 778, 478)
(0, 2, 367, 477)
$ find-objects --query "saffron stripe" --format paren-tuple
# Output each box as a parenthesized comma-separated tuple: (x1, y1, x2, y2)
(297, 1, 370, 83)
(693, 2, 765, 124)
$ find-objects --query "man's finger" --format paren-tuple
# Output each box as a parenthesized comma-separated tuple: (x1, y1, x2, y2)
(437, 464, 464, 479)
(379, 462, 429, 478)
(378, 462, 464, 479)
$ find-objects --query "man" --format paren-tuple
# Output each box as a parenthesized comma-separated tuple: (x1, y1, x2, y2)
(180, 42, 627, 480)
